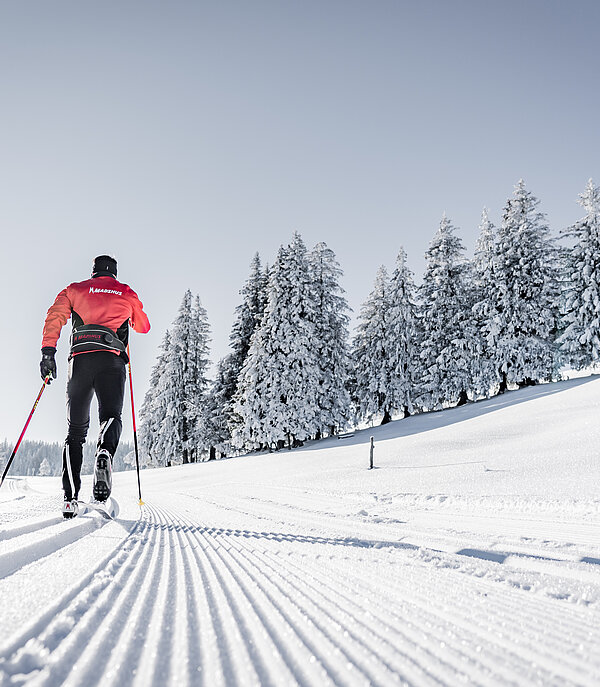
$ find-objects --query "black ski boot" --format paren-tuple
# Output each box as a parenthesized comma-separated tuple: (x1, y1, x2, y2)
(92, 449, 113, 502)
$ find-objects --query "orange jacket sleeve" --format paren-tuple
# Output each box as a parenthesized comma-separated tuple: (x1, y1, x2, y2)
(42, 286, 73, 350)
(128, 288, 151, 334)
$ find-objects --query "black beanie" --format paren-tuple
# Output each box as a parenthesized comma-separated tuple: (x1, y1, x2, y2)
(92, 255, 117, 278)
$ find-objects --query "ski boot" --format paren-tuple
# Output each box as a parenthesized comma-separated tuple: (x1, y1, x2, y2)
(92, 448, 113, 502)
(62, 497, 79, 519)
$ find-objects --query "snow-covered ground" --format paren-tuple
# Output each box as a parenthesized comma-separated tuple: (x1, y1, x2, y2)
(1, 377, 599, 686)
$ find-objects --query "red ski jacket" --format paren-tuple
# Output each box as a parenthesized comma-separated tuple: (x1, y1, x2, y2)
(42, 276, 150, 352)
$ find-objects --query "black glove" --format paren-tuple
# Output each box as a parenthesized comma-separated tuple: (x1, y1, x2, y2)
(40, 347, 57, 383)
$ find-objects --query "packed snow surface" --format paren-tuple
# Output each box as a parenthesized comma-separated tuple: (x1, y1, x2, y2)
(1, 377, 600, 686)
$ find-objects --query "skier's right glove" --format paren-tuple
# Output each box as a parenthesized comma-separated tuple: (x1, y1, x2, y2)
(40, 347, 57, 383)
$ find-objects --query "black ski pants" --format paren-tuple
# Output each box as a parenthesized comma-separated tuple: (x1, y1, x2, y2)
(62, 352, 126, 499)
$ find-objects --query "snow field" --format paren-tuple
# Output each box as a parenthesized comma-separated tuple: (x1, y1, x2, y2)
(0, 377, 600, 685)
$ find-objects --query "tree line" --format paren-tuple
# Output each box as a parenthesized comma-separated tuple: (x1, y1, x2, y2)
(138, 179, 600, 465)
(0, 440, 135, 477)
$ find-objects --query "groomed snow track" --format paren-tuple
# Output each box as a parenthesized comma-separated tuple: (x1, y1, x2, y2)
(1, 488, 599, 687)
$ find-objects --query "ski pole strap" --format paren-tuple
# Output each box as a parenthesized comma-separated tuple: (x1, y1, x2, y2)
(69, 324, 126, 358)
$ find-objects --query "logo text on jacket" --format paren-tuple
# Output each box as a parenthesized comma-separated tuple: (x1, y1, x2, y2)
(89, 287, 123, 295)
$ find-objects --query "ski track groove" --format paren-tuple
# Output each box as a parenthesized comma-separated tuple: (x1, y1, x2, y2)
(184, 512, 386, 687)
(146, 514, 180, 687)
(176, 503, 297, 687)
(169, 511, 196, 686)
(2, 494, 599, 686)
(203, 523, 440, 686)
(178, 518, 233, 687)
(0, 516, 63, 543)
(0, 515, 109, 580)
(72, 507, 168, 687)
(179, 514, 331, 687)
(197, 491, 600, 685)
(164, 505, 301, 687)
(178, 509, 241, 687)
(226, 526, 501, 686)
(174, 500, 518, 686)
(10, 514, 152, 686)
(413, 547, 600, 639)
(257, 534, 591, 686)
(203, 491, 600, 614)
(188, 516, 264, 686)
(246, 493, 600, 669)
(221, 521, 517, 687)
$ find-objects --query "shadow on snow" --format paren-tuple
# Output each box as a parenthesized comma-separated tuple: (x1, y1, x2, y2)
(298, 376, 599, 453)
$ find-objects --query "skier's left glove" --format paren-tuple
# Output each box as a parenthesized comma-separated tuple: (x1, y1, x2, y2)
(40, 347, 57, 383)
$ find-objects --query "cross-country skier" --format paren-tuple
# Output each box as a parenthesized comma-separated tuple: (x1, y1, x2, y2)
(40, 255, 150, 518)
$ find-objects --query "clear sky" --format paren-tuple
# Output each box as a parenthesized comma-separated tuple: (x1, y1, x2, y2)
(1, 0, 599, 445)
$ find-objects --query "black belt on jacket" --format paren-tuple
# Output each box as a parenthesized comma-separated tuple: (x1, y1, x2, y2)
(69, 324, 127, 358)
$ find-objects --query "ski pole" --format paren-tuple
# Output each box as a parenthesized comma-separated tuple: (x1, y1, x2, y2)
(127, 344, 144, 506)
(0, 376, 51, 489)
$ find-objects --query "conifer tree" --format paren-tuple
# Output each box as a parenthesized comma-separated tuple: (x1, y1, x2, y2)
(139, 330, 171, 466)
(471, 208, 501, 397)
(209, 254, 267, 451)
(140, 291, 211, 465)
(236, 233, 320, 449)
(187, 295, 212, 459)
(387, 247, 419, 416)
(231, 253, 268, 366)
(162, 291, 195, 464)
(309, 242, 351, 437)
(558, 179, 600, 369)
(492, 181, 558, 389)
(419, 215, 475, 409)
(352, 266, 395, 424)
(206, 356, 238, 456)
(38, 456, 52, 476)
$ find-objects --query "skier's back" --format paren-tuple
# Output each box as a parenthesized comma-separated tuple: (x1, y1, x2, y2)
(40, 255, 150, 518)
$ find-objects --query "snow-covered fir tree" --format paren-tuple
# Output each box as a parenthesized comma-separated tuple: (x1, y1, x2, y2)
(209, 254, 267, 453)
(492, 181, 559, 389)
(186, 295, 212, 459)
(154, 332, 185, 466)
(387, 247, 420, 416)
(471, 208, 501, 397)
(139, 330, 171, 466)
(308, 242, 351, 437)
(230, 253, 268, 367)
(235, 233, 321, 450)
(38, 456, 52, 476)
(205, 356, 238, 457)
(352, 266, 395, 424)
(139, 291, 211, 465)
(419, 214, 476, 409)
(558, 179, 600, 369)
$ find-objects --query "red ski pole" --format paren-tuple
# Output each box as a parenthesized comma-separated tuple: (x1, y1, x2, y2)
(0, 376, 51, 489)
(127, 344, 144, 506)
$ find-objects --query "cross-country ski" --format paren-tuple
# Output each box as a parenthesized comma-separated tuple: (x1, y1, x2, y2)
(78, 498, 119, 520)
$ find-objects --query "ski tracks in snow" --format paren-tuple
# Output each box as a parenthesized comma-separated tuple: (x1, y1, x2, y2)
(1, 492, 599, 686)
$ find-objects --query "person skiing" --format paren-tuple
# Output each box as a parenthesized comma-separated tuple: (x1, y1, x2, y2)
(40, 255, 150, 518)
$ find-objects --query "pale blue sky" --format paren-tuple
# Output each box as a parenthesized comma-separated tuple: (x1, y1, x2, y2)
(1, 1, 598, 444)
